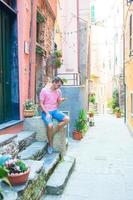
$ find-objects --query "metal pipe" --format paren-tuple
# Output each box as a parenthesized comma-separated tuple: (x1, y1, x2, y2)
(77, 0, 80, 75)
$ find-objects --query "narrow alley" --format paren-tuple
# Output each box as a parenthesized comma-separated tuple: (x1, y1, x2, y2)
(43, 114, 133, 200)
(1, 1, 133, 199)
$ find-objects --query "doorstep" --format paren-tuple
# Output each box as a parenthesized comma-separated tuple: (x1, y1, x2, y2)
(0, 120, 24, 135)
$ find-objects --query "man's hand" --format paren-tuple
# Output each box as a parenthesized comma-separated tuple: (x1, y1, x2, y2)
(57, 97, 68, 105)
(61, 97, 68, 102)
(46, 113, 51, 119)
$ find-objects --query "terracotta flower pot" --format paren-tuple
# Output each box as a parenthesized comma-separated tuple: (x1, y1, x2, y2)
(8, 169, 30, 186)
(73, 131, 83, 140)
(115, 112, 121, 118)
(23, 110, 35, 117)
(88, 113, 94, 117)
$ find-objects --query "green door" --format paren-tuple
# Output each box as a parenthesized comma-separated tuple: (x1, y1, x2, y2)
(0, 8, 12, 123)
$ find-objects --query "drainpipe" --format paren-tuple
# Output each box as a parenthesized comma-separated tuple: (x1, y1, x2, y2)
(77, 0, 80, 81)
(28, 0, 34, 99)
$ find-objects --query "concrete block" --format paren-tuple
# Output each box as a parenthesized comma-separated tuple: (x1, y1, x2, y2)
(23, 116, 67, 155)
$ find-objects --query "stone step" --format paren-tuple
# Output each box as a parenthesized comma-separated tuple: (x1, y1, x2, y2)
(0, 131, 36, 158)
(0, 134, 19, 157)
(41, 153, 60, 178)
(14, 131, 36, 152)
(17, 141, 47, 160)
(0, 134, 17, 147)
(45, 156, 76, 195)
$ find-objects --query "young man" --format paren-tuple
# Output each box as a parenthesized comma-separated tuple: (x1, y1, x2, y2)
(39, 77, 69, 154)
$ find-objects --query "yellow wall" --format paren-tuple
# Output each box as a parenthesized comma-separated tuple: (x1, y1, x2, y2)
(125, 61, 133, 128)
(124, 2, 133, 129)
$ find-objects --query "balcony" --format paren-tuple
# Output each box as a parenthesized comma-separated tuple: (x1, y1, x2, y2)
(57, 73, 81, 86)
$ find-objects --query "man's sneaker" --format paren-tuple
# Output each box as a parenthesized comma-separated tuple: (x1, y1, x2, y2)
(47, 146, 53, 154)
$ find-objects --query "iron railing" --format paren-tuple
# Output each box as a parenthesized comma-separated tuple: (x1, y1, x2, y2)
(57, 73, 81, 86)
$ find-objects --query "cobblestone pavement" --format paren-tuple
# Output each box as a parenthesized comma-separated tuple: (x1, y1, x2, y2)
(43, 114, 133, 200)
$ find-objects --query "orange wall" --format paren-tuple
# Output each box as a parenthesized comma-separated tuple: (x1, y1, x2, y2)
(48, 0, 57, 16)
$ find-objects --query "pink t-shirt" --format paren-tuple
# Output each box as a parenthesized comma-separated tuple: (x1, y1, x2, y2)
(39, 87, 62, 111)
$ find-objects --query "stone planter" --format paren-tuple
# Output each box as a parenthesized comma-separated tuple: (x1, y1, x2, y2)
(8, 169, 30, 186)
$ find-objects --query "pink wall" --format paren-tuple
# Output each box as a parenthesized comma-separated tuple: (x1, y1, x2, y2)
(17, 0, 37, 118)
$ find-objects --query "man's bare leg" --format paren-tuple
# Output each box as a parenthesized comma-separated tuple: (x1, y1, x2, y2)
(47, 123, 54, 146)
(53, 116, 69, 134)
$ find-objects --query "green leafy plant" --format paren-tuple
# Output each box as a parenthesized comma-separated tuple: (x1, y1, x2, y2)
(112, 88, 119, 110)
(0, 166, 11, 199)
(5, 159, 28, 174)
(114, 107, 122, 113)
(51, 50, 63, 68)
(53, 59, 62, 68)
(54, 50, 62, 58)
(24, 99, 36, 111)
(89, 94, 96, 104)
(74, 109, 88, 134)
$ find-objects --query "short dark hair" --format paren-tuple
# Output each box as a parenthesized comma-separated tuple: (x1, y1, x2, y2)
(52, 76, 63, 85)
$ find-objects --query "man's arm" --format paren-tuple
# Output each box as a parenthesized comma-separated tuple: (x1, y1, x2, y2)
(40, 100, 51, 118)
(57, 97, 67, 105)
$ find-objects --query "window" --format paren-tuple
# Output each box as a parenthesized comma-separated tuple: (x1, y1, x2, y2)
(129, 14, 133, 56)
(36, 10, 46, 45)
(131, 93, 133, 116)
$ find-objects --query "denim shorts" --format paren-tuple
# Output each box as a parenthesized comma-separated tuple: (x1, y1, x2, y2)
(41, 110, 66, 126)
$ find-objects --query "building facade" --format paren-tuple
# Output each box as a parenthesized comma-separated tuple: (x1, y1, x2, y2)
(124, 0, 133, 129)
(57, 0, 90, 135)
(0, 0, 58, 134)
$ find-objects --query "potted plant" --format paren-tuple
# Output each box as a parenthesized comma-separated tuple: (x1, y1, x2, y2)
(54, 50, 62, 58)
(0, 166, 11, 199)
(4, 159, 30, 186)
(23, 99, 36, 117)
(88, 110, 94, 118)
(73, 109, 88, 140)
(89, 94, 96, 105)
(51, 50, 63, 69)
(114, 107, 122, 118)
(54, 59, 62, 68)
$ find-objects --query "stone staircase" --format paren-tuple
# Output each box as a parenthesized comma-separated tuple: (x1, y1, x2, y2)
(0, 130, 75, 200)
